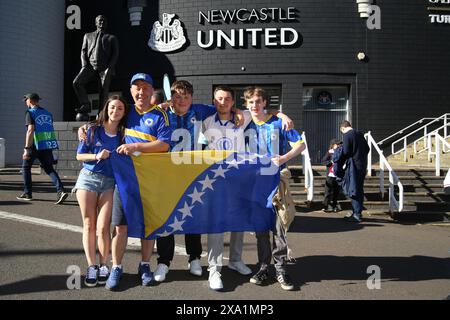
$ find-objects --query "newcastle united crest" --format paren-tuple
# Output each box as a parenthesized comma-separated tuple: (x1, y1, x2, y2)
(148, 13, 186, 52)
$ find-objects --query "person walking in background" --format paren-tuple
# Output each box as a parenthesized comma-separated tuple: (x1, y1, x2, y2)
(17, 93, 68, 204)
(321, 138, 342, 213)
(334, 120, 370, 223)
(73, 95, 129, 287)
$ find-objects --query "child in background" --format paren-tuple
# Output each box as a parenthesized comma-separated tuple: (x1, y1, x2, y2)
(322, 138, 342, 213)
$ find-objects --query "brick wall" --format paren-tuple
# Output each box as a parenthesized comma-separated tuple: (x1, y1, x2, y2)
(53, 122, 83, 178)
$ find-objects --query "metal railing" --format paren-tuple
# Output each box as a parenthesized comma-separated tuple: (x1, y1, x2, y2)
(301, 131, 314, 202)
(389, 113, 449, 162)
(378, 117, 435, 146)
(366, 131, 404, 213)
(412, 122, 450, 159)
(429, 132, 450, 176)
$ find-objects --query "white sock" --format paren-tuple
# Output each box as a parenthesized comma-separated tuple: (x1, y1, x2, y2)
(112, 264, 122, 269)
(140, 261, 150, 266)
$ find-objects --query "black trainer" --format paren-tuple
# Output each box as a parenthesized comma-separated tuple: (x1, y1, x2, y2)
(55, 191, 68, 204)
(249, 268, 269, 285)
(84, 265, 99, 287)
(16, 193, 32, 201)
(276, 271, 294, 291)
(98, 265, 110, 285)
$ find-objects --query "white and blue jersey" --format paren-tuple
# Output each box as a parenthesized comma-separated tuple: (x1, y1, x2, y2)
(245, 115, 304, 161)
(203, 110, 252, 152)
(168, 104, 216, 151)
(125, 105, 172, 146)
(77, 126, 121, 178)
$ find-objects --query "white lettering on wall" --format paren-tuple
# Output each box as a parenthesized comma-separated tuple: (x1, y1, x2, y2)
(197, 7, 300, 49)
(429, 14, 450, 23)
(197, 28, 299, 49)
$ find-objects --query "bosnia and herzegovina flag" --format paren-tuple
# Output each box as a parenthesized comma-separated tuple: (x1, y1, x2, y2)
(110, 151, 280, 240)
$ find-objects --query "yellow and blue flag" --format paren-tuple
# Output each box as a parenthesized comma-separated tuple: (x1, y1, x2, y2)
(110, 151, 280, 239)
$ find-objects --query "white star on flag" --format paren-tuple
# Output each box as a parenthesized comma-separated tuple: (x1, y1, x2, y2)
(178, 202, 194, 219)
(226, 159, 239, 169)
(156, 230, 173, 237)
(169, 216, 185, 232)
(211, 165, 229, 178)
(188, 187, 205, 205)
(198, 174, 216, 191)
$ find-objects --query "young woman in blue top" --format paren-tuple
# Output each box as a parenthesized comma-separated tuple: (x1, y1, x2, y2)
(73, 95, 129, 287)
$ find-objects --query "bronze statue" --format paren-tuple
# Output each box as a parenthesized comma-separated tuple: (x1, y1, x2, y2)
(73, 15, 119, 121)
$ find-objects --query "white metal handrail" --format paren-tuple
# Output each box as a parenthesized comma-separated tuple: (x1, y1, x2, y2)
(366, 131, 404, 213)
(390, 113, 449, 162)
(429, 132, 450, 176)
(378, 117, 435, 146)
(301, 131, 314, 202)
(413, 122, 450, 157)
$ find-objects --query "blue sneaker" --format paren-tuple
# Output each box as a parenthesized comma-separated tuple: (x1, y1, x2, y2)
(138, 263, 153, 286)
(105, 266, 123, 290)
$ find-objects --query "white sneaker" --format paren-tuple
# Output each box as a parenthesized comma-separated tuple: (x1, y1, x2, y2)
(188, 259, 203, 276)
(208, 270, 223, 291)
(228, 260, 252, 275)
(154, 263, 169, 282)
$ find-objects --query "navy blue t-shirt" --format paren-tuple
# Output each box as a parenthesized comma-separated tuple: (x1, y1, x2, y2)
(77, 126, 121, 178)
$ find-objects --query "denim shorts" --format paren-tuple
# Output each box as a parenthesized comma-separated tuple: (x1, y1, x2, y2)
(73, 168, 115, 194)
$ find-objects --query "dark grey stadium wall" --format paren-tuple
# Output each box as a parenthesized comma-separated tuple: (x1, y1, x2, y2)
(159, 0, 450, 142)
(63, 0, 450, 143)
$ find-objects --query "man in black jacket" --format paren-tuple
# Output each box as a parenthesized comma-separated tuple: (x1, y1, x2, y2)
(337, 120, 369, 222)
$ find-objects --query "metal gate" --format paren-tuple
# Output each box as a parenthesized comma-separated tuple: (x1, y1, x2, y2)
(303, 86, 349, 164)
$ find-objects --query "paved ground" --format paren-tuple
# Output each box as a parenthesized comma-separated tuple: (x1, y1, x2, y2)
(0, 172, 449, 301)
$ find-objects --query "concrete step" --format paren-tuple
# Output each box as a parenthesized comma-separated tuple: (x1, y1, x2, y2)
(290, 183, 446, 193)
(290, 177, 446, 186)
(289, 166, 446, 177)
(0, 165, 41, 175)
(294, 199, 450, 214)
(291, 190, 450, 203)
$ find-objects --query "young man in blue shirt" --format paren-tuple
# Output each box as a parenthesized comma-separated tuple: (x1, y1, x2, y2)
(244, 86, 305, 291)
(153, 80, 220, 282)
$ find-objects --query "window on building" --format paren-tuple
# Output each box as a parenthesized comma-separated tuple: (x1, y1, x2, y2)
(213, 85, 282, 110)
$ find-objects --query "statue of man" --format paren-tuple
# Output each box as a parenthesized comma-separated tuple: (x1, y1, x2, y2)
(73, 15, 119, 121)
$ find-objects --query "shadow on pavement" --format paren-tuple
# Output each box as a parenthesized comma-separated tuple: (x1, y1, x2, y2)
(288, 215, 384, 234)
(286, 255, 450, 287)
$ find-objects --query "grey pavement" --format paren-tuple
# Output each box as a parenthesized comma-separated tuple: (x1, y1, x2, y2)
(0, 172, 449, 300)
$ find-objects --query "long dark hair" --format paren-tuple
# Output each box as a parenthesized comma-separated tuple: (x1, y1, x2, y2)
(88, 95, 129, 145)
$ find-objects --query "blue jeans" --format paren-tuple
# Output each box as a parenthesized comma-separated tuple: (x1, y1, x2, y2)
(22, 149, 64, 195)
(351, 172, 366, 218)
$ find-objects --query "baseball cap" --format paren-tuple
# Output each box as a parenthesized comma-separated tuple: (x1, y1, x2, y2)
(23, 93, 40, 101)
(130, 73, 154, 86)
